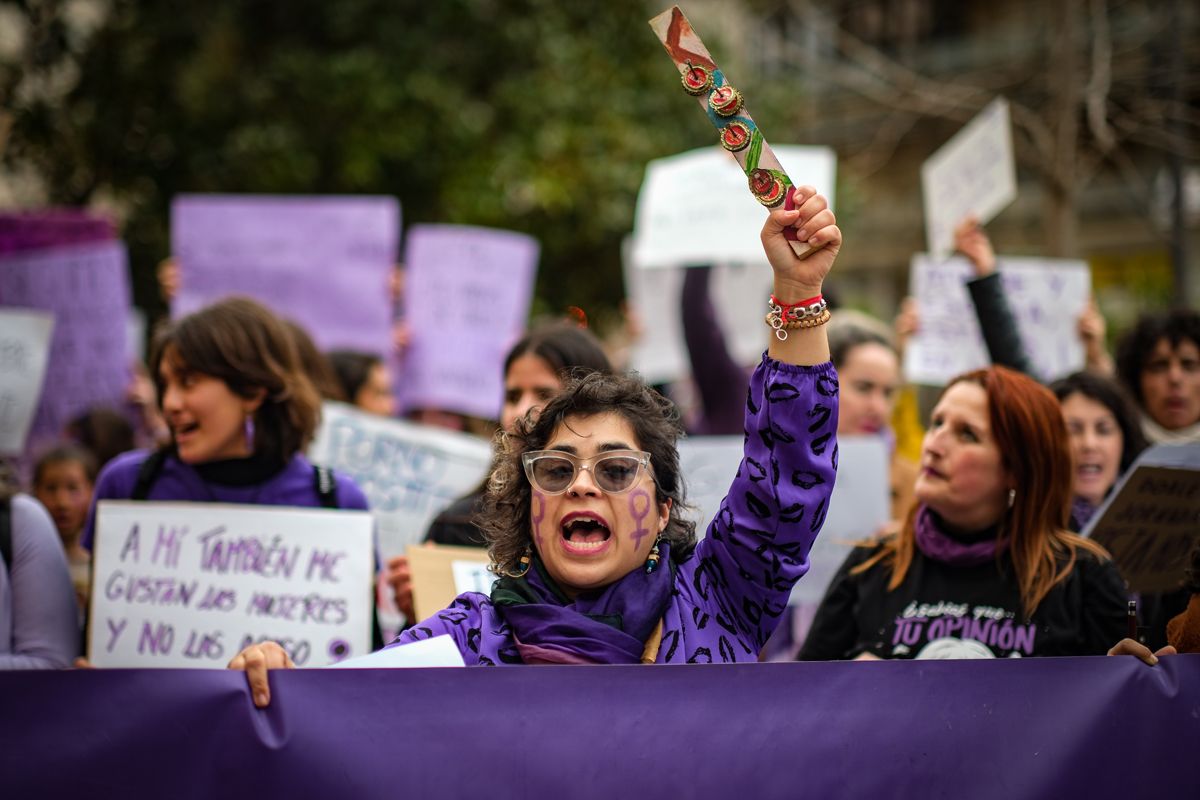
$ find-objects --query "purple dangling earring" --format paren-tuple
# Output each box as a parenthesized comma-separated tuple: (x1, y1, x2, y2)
(244, 414, 256, 453)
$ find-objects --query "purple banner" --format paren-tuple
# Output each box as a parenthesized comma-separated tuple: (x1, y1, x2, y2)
(1, 656, 1196, 797)
(0, 240, 132, 454)
(171, 195, 400, 355)
(0, 210, 115, 255)
(401, 224, 538, 418)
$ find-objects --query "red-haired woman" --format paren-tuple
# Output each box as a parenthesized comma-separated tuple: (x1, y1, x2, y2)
(800, 365, 1127, 660)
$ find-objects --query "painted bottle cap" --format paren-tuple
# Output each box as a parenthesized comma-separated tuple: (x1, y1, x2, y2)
(749, 169, 786, 207)
(720, 121, 751, 152)
(708, 85, 744, 117)
(681, 62, 713, 95)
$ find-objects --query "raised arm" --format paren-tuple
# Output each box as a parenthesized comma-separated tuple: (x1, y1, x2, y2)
(685, 188, 840, 651)
(954, 216, 1039, 378)
(761, 187, 838, 367)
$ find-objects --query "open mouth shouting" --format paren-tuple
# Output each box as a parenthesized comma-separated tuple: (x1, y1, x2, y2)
(559, 511, 613, 555)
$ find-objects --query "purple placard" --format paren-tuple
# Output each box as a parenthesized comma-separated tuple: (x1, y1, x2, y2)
(0, 210, 115, 255)
(1, 657, 1198, 797)
(0, 240, 132, 454)
(171, 195, 400, 356)
(401, 224, 538, 418)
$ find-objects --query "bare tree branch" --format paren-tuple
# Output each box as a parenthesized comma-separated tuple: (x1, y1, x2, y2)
(1085, 0, 1117, 153)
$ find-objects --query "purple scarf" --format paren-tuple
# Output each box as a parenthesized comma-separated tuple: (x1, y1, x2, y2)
(1070, 496, 1098, 531)
(491, 545, 674, 665)
(913, 506, 1007, 567)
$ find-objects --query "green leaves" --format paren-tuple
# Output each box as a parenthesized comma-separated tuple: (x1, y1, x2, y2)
(4, 0, 721, 320)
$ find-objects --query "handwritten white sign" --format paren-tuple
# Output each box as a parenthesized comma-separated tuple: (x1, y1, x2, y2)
(630, 145, 837, 270)
(921, 98, 1017, 259)
(89, 501, 374, 668)
(904, 253, 1091, 385)
(0, 308, 54, 455)
(308, 402, 493, 560)
(624, 261, 772, 385)
(678, 435, 889, 606)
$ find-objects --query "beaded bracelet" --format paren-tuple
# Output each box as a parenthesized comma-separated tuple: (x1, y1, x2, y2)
(766, 293, 829, 340)
(764, 307, 831, 340)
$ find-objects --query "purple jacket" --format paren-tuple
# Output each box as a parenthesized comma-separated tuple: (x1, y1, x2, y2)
(1, 495, 80, 669)
(83, 451, 370, 551)
(393, 356, 839, 664)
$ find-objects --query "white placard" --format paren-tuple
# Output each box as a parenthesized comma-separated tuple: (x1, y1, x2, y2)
(326, 634, 466, 669)
(677, 436, 744, 534)
(630, 145, 837, 270)
(308, 402, 493, 561)
(904, 254, 1091, 385)
(921, 98, 1017, 259)
(678, 436, 889, 606)
(0, 308, 54, 455)
(790, 436, 890, 607)
(90, 501, 374, 668)
(450, 559, 494, 596)
(624, 262, 772, 385)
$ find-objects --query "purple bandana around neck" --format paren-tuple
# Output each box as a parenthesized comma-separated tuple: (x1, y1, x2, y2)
(913, 505, 1007, 567)
(1070, 495, 1098, 531)
(493, 545, 674, 665)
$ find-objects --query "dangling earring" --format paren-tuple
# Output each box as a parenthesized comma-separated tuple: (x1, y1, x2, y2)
(1007, 488, 1016, 509)
(244, 414, 256, 452)
(510, 545, 532, 578)
(644, 537, 662, 574)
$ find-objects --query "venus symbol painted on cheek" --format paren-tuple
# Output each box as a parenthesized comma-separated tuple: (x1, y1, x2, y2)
(629, 489, 652, 549)
(531, 491, 546, 547)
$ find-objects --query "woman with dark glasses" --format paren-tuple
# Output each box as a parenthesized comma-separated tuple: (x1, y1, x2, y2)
(232, 187, 842, 690)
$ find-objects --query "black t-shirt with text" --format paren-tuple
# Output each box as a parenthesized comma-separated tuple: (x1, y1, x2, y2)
(799, 541, 1128, 660)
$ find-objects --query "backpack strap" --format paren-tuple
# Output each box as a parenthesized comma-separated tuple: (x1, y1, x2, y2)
(0, 495, 12, 573)
(131, 450, 170, 501)
(313, 465, 339, 509)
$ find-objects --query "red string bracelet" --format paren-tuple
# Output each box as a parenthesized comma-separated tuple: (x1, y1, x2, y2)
(770, 293, 823, 314)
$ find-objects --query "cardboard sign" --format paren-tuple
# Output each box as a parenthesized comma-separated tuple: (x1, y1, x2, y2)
(0, 240, 132, 452)
(921, 98, 1017, 259)
(308, 401, 493, 560)
(1083, 444, 1200, 595)
(677, 435, 890, 606)
(89, 500, 374, 668)
(171, 195, 399, 355)
(400, 224, 538, 418)
(0, 309, 54, 455)
(630, 146, 836, 270)
(406, 544, 493, 622)
(904, 254, 1091, 385)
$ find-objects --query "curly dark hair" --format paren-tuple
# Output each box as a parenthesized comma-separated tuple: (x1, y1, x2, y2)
(1115, 308, 1200, 407)
(478, 370, 696, 576)
(1051, 371, 1149, 474)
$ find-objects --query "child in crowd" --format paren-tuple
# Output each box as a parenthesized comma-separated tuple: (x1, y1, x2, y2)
(32, 446, 97, 617)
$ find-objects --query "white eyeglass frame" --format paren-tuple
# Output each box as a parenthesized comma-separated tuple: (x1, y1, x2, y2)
(521, 449, 652, 495)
